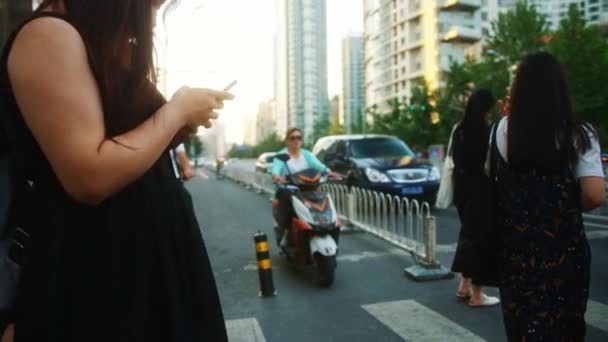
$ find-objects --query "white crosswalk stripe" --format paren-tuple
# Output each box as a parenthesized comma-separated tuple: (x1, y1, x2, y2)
(587, 300, 608, 334)
(362, 300, 487, 342)
(225, 318, 267, 342)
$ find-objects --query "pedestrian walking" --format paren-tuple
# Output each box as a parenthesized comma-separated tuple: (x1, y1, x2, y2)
(451, 88, 500, 307)
(491, 52, 605, 341)
(0, 0, 233, 341)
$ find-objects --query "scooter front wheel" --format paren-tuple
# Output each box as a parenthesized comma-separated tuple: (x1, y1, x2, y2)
(314, 254, 336, 287)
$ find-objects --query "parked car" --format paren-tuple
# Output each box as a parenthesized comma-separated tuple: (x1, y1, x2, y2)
(256, 152, 277, 174)
(312, 135, 441, 204)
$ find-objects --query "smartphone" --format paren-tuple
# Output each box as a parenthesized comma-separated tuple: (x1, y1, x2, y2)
(223, 80, 237, 92)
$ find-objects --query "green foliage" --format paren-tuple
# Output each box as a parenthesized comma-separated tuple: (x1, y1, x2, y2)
(485, 0, 550, 66)
(329, 120, 345, 135)
(227, 133, 284, 159)
(312, 117, 331, 145)
(434, 59, 509, 137)
(548, 4, 608, 143)
(184, 136, 204, 158)
(368, 82, 443, 151)
(368, 1, 608, 149)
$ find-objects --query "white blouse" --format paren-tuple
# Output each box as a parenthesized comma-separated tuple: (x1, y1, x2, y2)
(490, 117, 604, 179)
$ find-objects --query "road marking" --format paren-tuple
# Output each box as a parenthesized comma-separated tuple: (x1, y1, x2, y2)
(587, 300, 608, 333)
(583, 214, 608, 222)
(586, 230, 608, 239)
(225, 318, 267, 342)
(362, 300, 486, 341)
(585, 222, 608, 230)
(436, 243, 458, 253)
(337, 248, 408, 262)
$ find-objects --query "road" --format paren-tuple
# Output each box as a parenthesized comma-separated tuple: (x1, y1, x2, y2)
(185, 168, 608, 342)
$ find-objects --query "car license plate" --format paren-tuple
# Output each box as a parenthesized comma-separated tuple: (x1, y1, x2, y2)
(402, 186, 423, 195)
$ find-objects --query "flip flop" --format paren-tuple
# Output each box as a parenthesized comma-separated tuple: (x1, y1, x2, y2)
(468, 294, 500, 307)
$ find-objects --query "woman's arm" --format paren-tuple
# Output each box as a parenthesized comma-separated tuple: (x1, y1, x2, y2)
(580, 177, 606, 211)
(305, 150, 329, 174)
(576, 127, 606, 211)
(271, 156, 285, 183)
(8, 18, 227, 205)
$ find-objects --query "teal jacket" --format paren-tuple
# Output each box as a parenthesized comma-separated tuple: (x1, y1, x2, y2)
(270, 148, 329, 197)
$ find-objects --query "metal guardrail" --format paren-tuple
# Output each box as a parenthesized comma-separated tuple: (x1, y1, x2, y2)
(321, 184, 435, 266)
(221, 164, 452, 280)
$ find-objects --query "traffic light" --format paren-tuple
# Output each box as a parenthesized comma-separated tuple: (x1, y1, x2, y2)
(420, 104, 427, 112)
(408, 104, 416, 111)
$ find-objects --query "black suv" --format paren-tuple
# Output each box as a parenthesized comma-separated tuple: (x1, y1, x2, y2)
(312, 135, 440, 203)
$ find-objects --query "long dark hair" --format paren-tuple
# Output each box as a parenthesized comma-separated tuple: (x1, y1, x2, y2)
(451, 88, 495, 155)
(461, 88, 495, 133)
(508, 52, 594, 173)
(34, 0, 179, 137)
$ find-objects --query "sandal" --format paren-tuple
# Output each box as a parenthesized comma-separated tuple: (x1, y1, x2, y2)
(456, 290, 471, 299)
(468, 294, 500, 307)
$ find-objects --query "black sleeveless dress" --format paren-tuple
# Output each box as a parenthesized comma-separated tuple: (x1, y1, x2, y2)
(1, 13, 228, 341)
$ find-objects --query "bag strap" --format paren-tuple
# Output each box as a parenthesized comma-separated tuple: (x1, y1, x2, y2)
(446, 123, 459, 157)
(488, 121, 500, 181)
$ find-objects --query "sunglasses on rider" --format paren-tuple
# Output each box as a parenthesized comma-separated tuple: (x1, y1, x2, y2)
(288, 135, 302, 141)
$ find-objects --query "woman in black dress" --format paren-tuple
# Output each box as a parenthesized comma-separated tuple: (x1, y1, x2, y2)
(451, 88, 500, 307)
(1, 0, 233, 341)
(495, 52, 605, 341)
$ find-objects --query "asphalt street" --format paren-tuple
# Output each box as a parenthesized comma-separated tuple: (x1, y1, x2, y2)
(185, 167, 608, 342)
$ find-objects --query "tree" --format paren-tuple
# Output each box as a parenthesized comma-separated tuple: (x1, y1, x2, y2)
(486, 0, 550, 66)
(254, 133, 284, 155)
(369, 82, 442, 151)
(227, 133, 284, 159)
(548, 4, 608, 143)
(184, 136, 204, 158)
(192, 136, 204, 158)
(311, 116, 331, 146)
(329, 120, 345, 135)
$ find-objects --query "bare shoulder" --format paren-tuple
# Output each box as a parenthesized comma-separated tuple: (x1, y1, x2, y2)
(8, 16, 87, 75)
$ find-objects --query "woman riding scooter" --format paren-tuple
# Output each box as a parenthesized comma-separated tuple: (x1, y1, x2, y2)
(271, 128, 340, 245)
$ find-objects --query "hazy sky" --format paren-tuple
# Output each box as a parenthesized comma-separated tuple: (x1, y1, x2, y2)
(156, 0, 363, 143)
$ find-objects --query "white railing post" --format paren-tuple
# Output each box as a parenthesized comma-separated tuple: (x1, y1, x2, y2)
(423, 216, 437, 266)
(347, 192, 356, 227)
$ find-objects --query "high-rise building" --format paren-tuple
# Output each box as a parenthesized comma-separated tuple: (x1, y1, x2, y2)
(330, 95, 340, 126)
(342, 33, 365, 133)
(243, 115, 257, 146)
(255, 100, 276, 144)
(499, 0, 608, 31)
(363, 0, 500, 112)
(201, 121, 227, 160)
(275, 0, 330, 143)
(0, 0, 33, 47)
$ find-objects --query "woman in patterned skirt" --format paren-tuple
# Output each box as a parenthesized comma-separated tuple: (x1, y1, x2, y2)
(492, 52, 605, 341)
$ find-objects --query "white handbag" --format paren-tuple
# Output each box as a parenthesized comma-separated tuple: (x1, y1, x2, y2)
(435, 124, 458, 209)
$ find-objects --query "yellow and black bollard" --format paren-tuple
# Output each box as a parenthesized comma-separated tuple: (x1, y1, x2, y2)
(254, 231, 277, 297)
